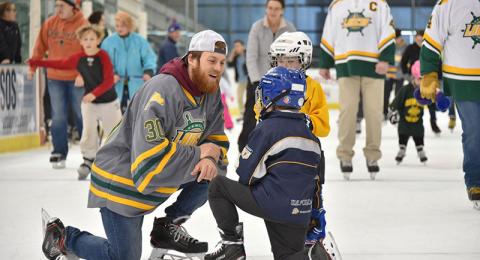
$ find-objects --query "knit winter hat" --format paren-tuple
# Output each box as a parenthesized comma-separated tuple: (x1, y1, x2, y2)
(58, 0, 80, 8)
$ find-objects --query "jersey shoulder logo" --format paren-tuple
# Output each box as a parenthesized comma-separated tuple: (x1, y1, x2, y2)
(462, 12, 480, 49)
(144, 92, 165, 110)
(173, 112, 205, 146)
(342, 9, 372, 36)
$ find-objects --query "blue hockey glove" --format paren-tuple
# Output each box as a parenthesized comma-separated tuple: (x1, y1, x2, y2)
(305, 208, 326, 246)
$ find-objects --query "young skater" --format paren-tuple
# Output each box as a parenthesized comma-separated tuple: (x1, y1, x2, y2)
(28, 25, 122, 179)
(389, 60, 427, 164)
(205, 66, 326, 260)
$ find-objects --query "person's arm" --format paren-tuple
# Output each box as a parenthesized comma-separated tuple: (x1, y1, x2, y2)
(0, 30, 9, 62)
(198, 90, 230, 170)
(246, 22, 261, 83)
(15, 24, 21, 63)
(319, 7, 335, 70)
(140, 36, 157, 78)
(377, 2, 396, 66)
(236, 124, 271, 185)
(400, 45, 411, 74)
(420, 3, 447, 76)
(302, 78, 330, 137)
(28, 52, 81, 70)
(90, 51, 115, 98)
(420, 2, 448, 100)
(129, 81, 205, 194)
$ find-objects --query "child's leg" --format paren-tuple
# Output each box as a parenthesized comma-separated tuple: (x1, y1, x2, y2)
(208, 175, 267, 234)
(79, 102, 100, 159)
(413, 136, 427, 162)
(221, 94, 234, 129)
(399, 134, 409, 147)
(99, 100, 123, 139)
(264, 221, 309, 260)
(396, 134, 409, 162)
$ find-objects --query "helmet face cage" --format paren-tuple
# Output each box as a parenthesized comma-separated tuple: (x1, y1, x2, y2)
(269, 32, 313, 71)
(257, 66, 306, 110)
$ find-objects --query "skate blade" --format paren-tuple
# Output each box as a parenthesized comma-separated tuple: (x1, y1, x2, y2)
(149, 248, 205, 260)
(52, 162, 66, 169)
(342, 173, 351, 181)
(323, 231, 343, 260)
(473, 201, 480, 211)
(369, 172, 377, 181)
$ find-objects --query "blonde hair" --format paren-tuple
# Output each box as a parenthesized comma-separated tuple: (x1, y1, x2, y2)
(115, 11, 135, 31)
(76, 25, 104, 40)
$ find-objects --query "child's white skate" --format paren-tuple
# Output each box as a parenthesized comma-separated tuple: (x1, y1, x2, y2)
(41, 209, 79, 260)
(149, 248, 205, 260)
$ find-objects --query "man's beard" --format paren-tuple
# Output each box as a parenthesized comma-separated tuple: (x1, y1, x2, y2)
(191, 66, 220, 94)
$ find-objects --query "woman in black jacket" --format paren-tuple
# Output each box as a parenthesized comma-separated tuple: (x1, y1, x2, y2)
(0, 1, 21, 64)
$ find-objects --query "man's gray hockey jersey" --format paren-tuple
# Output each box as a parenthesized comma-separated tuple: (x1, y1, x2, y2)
(87, 73, 228, 217)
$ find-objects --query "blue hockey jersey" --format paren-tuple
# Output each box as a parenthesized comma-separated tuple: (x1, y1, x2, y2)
(237, 111, 324, 226)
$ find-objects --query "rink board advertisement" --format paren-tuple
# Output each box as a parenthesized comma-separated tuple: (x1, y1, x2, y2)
(0, 65, 39, 152)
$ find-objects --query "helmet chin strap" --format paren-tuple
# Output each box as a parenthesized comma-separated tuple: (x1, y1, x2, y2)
(260, 89, 291, 119)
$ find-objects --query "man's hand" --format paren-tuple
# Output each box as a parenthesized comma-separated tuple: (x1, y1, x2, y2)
(420, 72, 439, 100)
(319, 69, 331, 80)
(74, 74, 84, 87)
(82, 93, 96, 103)
(191, 157, 218, 182)
(114, 74, 121, 84)
(199, 143, 221, 162)
(375, 61, 389, 75)
(143, 74, 152, 81)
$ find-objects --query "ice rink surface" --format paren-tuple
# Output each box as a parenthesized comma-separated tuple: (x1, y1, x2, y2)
(1, 110, 479, 260)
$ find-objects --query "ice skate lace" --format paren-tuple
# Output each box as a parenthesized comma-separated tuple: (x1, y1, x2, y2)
(169, 224, 198, 243)
(209, 241, 224, 257)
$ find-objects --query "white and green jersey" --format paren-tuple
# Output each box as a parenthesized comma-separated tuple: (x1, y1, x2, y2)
(319, 0, 395, 78)
(420, 0, 480, 101)
(87, 74, 228, 217)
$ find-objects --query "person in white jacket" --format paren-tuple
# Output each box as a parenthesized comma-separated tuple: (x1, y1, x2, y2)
(319, 0, 395, 181)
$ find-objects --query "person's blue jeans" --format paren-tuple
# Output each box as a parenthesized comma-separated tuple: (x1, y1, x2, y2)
(48, 79, 83, 157)
(456, 101, 480, 189)
(65, 207, 144, 260)
(165, 180, 209, 220)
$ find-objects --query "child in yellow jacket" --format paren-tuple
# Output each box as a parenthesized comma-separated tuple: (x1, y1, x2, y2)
(255, 31, 330, 138)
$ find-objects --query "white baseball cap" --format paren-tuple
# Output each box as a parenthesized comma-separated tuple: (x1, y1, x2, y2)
(185, 30, 228, 57)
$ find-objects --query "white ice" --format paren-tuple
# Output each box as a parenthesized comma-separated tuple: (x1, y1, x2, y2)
(1, 110, 479, 260)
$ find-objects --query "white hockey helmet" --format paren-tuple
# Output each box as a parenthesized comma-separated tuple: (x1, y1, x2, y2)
(269, 31, 313, 71)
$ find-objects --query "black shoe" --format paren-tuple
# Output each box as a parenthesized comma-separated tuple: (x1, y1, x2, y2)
(150, 217, 208, 253)
(395, 147, 406, 163)
(467, 187, 480, 201)
(431, 119, 441, 134)
(366, 160, 379, 173)
(205, 223, 246, 260)
(340, 160, 353, 173)
(42, 218, 66, 260)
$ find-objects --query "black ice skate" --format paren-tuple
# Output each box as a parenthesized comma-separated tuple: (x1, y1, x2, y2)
(205, 223, 246, 260)
(41, 209, 79, 260)
(77, 157, 94, 180)
(366, 160, 379, 180)
(395, 145, 406, 164)
(430, 119, 441, 135)
(416, 146, 428, 163)
(340, 160, 352, 180)
(149, 216, 208, 259)
(50, 153, 65, 169)
(467, 187, 480, 210)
